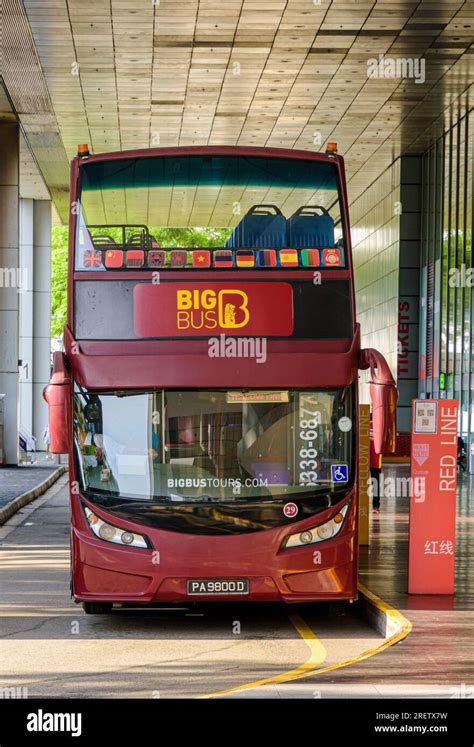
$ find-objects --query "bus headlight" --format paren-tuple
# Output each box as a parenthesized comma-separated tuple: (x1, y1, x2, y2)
(283, 503, 350, 549)
(84, 506, 150, 549)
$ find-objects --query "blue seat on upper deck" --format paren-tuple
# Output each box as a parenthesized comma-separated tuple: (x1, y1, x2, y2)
(288, 205, 335, 248)
(225, 204, 287, 248)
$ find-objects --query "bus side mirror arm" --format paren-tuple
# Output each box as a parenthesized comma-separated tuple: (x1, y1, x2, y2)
(43, 352, 72, 454)
(359, 348, 398, 455)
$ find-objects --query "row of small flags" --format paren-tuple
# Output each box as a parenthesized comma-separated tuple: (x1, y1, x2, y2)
(83, 247, 343, 270)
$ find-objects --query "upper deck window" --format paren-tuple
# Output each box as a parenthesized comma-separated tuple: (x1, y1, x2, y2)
(75, 154, 346, 271)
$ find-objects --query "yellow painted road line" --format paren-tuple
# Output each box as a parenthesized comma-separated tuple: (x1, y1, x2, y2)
(277, 584, 413, 684)
(200, 585, 412, 698)
(198, 614, 327, 699)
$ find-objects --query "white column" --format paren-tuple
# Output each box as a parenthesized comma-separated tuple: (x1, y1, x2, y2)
(0, 122, 20, 465)
(32, 200, 52, 446)
(19, 198, 34, 438)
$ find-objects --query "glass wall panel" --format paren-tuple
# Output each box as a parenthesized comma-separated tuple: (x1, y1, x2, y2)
(420, 111, 473, 464)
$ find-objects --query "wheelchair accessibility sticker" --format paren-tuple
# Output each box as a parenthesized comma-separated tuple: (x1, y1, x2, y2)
(331, 464, 348, 483)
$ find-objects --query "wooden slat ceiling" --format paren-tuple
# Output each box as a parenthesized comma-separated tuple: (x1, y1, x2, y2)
(1, 0, 473, 224)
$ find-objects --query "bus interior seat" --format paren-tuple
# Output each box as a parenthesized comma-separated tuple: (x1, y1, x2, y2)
(91, 234, 117, 248)
(225, 204, 287, 248)
(288, 205, 335, 247)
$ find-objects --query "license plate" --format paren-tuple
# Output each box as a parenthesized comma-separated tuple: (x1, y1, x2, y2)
(187, 579, 250, 595)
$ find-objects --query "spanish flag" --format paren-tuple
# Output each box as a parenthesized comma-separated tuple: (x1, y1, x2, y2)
(236, 250, 255, 268)
(279, 249, 298, 267)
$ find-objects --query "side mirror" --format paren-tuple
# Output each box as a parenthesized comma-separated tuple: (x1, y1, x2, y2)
(43, 352, 72, 454)
(359, 348, 398, 454)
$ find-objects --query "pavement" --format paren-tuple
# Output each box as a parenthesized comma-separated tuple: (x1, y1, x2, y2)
(0, 467, 472, 699)
(0, 455, 63, 509)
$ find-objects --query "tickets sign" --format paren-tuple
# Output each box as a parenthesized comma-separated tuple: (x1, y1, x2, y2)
(358, 404, 370, 546)
(408, 399, 458, 595)
(133, 282, 294, 338)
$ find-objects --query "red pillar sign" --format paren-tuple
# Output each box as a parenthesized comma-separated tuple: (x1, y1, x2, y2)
(408, 399, 458, 594)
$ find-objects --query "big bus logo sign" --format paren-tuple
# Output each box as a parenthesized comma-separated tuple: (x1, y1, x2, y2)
(133, 281, 294, 338)
(177, 289, 250, 331)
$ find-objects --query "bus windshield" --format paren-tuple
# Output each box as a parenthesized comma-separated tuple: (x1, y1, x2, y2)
(75, 153, 345, 270)
(74, 388, 354, 503)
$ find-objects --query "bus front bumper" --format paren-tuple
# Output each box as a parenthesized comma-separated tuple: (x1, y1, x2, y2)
(71, 497, 358, 604)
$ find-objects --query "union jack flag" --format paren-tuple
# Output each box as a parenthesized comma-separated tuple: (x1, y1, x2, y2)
(83, 249, 102, 268)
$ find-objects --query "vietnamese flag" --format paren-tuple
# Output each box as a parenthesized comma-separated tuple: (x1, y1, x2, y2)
(192, 250, 211, 268)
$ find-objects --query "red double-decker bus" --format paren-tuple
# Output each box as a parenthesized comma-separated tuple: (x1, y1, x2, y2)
(45, 145, 397, 613)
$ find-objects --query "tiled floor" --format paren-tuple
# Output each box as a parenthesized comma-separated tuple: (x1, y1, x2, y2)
(355, 464, 474, 687)
(360, 464, 474, 607)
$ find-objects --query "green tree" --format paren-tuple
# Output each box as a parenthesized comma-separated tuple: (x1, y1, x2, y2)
(51, 226, 68, 337)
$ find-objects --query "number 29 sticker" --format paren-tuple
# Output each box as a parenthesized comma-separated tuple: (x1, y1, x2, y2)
(283, 502, 298, 518)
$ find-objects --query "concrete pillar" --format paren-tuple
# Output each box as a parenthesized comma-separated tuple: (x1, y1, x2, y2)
(0, 122, 20, 465)
(32, 200, 52, 446)
(19, 198, 34, 438)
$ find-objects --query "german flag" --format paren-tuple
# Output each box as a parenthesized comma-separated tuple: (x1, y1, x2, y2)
(279, 249, 298, 267)
(322, 248, 342, 266)
(192, 250, 211, 268)
(104, 249, 123, 268)
(301, 249, 320, 267)
(236, 250, 255, 268)
(257, 249, 277, 267)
